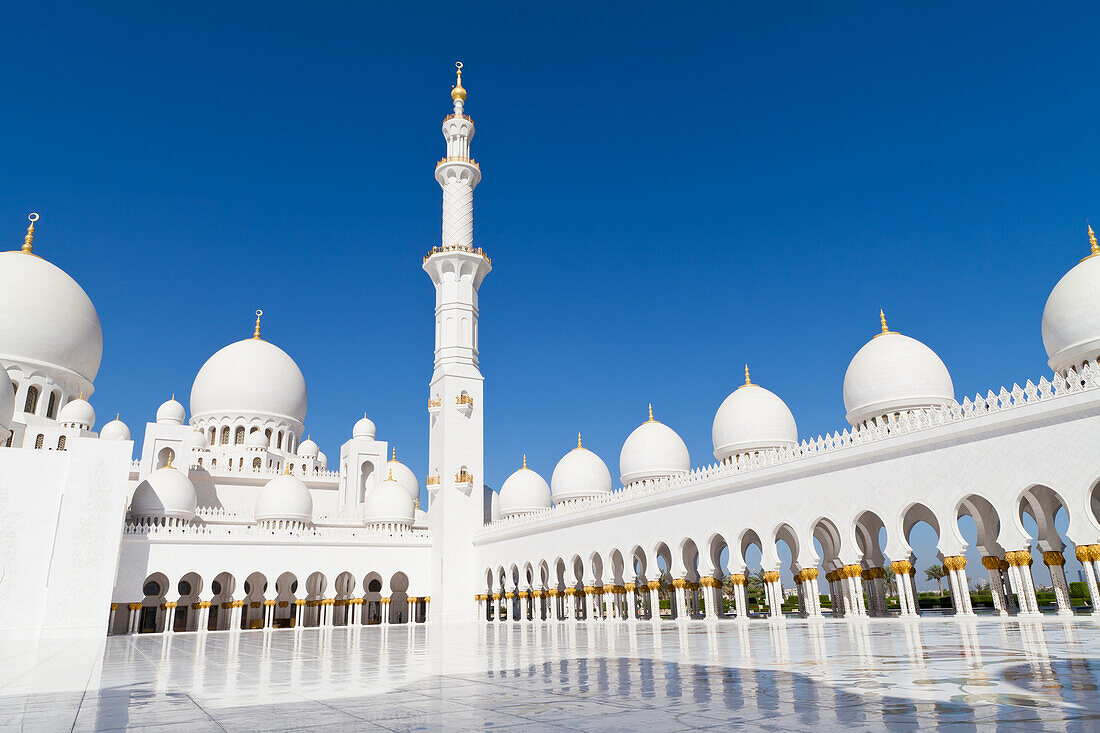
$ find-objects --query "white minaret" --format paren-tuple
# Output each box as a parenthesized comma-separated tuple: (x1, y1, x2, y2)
(424, 62, 492, 623)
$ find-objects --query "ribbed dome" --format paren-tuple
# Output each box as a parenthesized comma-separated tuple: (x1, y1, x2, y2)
(712, 373, 798, 461)
(551, 438, 612, 503)
(498, 460, 552, 518)
(363, 475, 415, 526)
(843, 322, 954, 426)
(1042, 240, 1100, 374)
(58, 396, 95, 429)
(386, 457, 420, 503)
(0, 250, 103, 389)
(99, 416, 131, 441)
(190, 337, 307, 424)
(156, 397, 186, 425)
(254, 473, 313, 523)
(130, 466, 197, 520)
(619, 408, 690, 485)
(352, 415, 376, 439)
(245, 430, 269, 449)
(297, 437, 319, 458)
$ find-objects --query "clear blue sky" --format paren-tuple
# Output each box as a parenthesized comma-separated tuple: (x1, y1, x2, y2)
(3, 4, 1097, 589)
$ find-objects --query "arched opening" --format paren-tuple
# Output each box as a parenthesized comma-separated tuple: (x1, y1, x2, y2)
(359, 460, 376, 502)
(388, 572, 409, 623)
(739, 530, 766, 616)
(139, 573, 169, 633)
(242, 572, 268, 629)
(252, 457, 262, 470)
(56, 435, 66, 451)
(305, 572, 327, 627)
(902, 503, 948, 614)
(45, 391, 58, 420)
(274, 572, 299, 628)
(653, 542, 673, 619)
(1019, 484, 1083, 614)
(773, 524, 800, 617)
(234, 426, 245, 445)
(156, 446, 175, 469)
(362, 573, 383, 624)
(208, 572, 235, 630)
(175, 572, 202, 631)
(334, 571, 356, 625)
(24, 385, 38, 414)
(678, 538, 702, 618)
(220, 426, 230, 445)
(855, 510, 891, 615)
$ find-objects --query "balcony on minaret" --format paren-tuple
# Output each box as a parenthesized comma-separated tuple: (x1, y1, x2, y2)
(454, 469, 474, 490)
(427, 396, 442, 415)
(423, 244, 491, 265)
(426, 473, 441, 492)
(455, 392, 475, 416)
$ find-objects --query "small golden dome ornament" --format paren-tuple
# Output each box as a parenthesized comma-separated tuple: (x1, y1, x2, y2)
(1086, 223, 1099, 261)
(875, 309, 896, 338)
(22, 212, 38, 254)
(253, 310, 263, 339)
(451, 62, 467, 102)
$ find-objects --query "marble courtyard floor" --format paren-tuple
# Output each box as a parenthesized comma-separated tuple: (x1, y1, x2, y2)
(2, 618, 1100, 731)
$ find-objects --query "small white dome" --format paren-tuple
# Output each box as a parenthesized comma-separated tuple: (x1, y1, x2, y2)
(1042, 237, 1100, 374)
(0, 249, 103, 389)
(190, 336, 307, 424)
(364, 474, 415, 526)
(99, 416, 131, 441)
(156, 397, 186, 425)
(245, 430, 269, 449)
(619, 407, 690, 485)
(317, 450, 327, 470)
(297, 437, 319, 459)
(254, 473, 313, 523)
(0, 379, 14, 431)
(188, 430, 208, 450)
(352, 415, 376, 439)
(58, 397, 95, 429)
(498, 459, 552, 518)
(551, 437, 612, 502)
(130, 466, 197, 520)
(387, 456, 420, 503)
(843, 318, 954, 426)
(712, 371, 798, 461)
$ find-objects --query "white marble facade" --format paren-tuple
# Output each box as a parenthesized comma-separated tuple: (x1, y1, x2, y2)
(3, 66, 1100, 643)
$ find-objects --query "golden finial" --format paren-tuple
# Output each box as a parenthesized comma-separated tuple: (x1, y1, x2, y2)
(171, 394, 175, 401)
(522, 454, 527, 469)
(392, 446, 397, 461)
(79, 390, 84, 400)
(577, 432, 583, 449)
(875, 309, 895, 338)
(646, 403, 655, 423)
(1088, 223, 1099, 259)
(116, 413, 120, 420)
(253, 310, 263, 339)
(451, 61, 467, 103)
(414, 497, 420, 511)
(387, 466, 393, 480)
(165, 451, 174, 469)
(22, 213, 38, 254)
(283, 462, 291, 475)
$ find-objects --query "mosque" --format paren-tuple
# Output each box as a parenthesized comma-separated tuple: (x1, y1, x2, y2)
(3, 64, 1100, 639)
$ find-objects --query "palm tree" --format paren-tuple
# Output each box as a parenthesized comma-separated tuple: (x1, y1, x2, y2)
(924, 564, 947, 595)
(883, 567, 897, 598)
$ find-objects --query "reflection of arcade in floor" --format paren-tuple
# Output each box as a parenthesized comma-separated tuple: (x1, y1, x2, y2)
(112, 569, 427, 635)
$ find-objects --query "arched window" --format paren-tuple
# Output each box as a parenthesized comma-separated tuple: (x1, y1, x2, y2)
(277, 431, 284, 449)
(211, 458, 217, 468)
(250, 426, 259, 434)
(235, 426, 245, 445)
(197, 457, 203, 466)
(34, 434, 44, 449)
(289, 463, 295, 472)
(46, 392, 57, 419)
(265, 428, 272, 442)
(208, 427, 216, 445)
(5, 433, 12, 448)
(253, 457, 262, 469)
(57, 435, 66, 451)
(24, 386, 39, 414)
(220, 426, 230, 445)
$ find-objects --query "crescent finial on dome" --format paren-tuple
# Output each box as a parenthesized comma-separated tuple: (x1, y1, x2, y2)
(451, 61, 466, 103)
(22, 213, 38, 254)
(253, 310, 263, 339)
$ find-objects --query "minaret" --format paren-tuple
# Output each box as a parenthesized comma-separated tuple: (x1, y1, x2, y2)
(424, 62, 492, 623)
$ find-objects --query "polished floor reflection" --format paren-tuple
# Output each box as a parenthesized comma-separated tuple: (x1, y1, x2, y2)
(2, 618, 1100, 731)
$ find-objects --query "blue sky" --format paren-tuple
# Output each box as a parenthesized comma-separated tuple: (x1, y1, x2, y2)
(3, 3, 1098, 589)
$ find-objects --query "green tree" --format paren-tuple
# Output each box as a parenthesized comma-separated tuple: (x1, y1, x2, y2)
(883, 567, 897, 598)
(924, 564, 947, 595)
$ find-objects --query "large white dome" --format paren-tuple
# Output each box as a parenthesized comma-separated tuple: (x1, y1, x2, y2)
(843, 316, 954, 426)
(1041, 232, 1100, 374)
(363, 475, 415, 526)
(550, 436, 612, 503)
(712, 370, 798, 461)
(254, 473, 313, 523)
(619, 407, 690, 485)
(387, 456, 420, 503)
(190, 336, 307, 424)
(498, 459, 552, 518)
(0, 379, 15, 432)
(0, 244, 103, 391)
(130, 466, 197, 520)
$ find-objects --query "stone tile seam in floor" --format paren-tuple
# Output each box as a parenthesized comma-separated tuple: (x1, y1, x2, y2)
(0, 638, 98, 698)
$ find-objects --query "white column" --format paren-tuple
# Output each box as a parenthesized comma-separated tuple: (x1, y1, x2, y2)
(625, 586, 637, 620)
(944, 557, 974, 616)
(891, 561, 918, 617)
(107, 604, 118, 635)
(1007, 551, 1040, 615)
(1076, 546, 1100, 611)
(981, 558, 1008, 616)
(1043, 552, 1074, 616)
